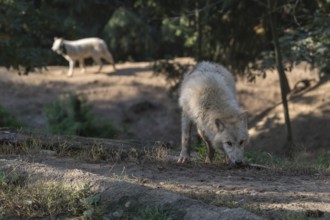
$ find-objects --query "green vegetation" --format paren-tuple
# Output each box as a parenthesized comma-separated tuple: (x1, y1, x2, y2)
(135, 207, 173, 220)
(314, 151, 330, 170)
(0, 105, 22, 128)
(109, 206, 173, 220)
(82, 194, 105, 219)
(245, 151, 283, 167)
(245, 150, 330, 172)
(194, 143, 227, 163)
(43, 94, 118, 138)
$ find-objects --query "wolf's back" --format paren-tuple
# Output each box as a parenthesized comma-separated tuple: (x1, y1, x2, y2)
(179, 61, 241, 125)
(181, 62, 236, 95)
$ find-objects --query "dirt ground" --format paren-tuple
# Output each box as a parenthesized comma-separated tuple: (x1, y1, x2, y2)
(0, 59, 329, 219)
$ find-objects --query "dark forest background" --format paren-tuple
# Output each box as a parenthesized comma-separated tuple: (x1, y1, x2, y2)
(0, 0, 329, 77)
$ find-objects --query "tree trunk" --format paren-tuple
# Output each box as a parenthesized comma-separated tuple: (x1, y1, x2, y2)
(195, 0, 202, 61)
(267, 0, 293, 157)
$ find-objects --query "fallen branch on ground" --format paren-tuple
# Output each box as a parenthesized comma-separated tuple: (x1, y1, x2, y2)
(246, 163, 272, 170)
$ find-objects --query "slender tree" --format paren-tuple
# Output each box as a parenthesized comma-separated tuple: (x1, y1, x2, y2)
(195, 0, 202, 61)
(267, 0, 293, 157)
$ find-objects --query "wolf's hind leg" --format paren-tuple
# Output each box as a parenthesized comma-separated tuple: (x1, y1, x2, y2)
(178, 113, 192, 163)
(79, 59, 85, 73)
(92, 55, 103, 73)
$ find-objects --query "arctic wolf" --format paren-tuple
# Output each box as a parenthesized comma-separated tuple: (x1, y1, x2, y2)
(51, 37, 116, 77)
(178, 61, 249, 165)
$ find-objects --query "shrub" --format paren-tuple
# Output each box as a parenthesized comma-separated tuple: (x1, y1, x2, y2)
(43, 94, 117, 138)
(0, 105, 22, 128)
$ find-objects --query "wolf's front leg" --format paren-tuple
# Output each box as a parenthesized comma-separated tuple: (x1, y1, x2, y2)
(68, 60, 75, 77)
(197, 128, 215, 163)
(103, 51, 117, 71)
(178, 113, 192, 163)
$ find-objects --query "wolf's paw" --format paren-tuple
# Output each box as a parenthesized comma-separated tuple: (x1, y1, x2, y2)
(177, 151, 190, 163)
(177, 156, 189, 163)
(205, 156, 213, 164)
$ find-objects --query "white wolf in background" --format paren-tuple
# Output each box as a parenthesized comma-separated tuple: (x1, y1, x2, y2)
(178, 61, 249, 165)
(51, 37, 116, 77)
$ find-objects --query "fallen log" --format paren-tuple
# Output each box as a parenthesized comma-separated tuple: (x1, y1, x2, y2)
(0, 128, 170, 154)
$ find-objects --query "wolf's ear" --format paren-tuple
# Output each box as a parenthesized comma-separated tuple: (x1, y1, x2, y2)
(215, 118, 225, 132)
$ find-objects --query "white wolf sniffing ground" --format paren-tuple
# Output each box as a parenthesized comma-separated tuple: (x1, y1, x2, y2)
(178, 61, 249, 165)
(51, 37, 116, 77)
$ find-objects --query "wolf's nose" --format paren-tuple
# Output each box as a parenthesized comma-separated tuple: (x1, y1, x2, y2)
(235, 161, 243, 166)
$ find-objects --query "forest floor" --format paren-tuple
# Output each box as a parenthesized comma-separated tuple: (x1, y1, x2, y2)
(0, 58, 329, 219)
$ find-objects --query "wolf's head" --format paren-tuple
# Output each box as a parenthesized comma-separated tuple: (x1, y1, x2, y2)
(51, 37, 64, 54)
(212, 112, 249, 165)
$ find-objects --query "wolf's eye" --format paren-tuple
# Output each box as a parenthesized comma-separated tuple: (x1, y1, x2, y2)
(226, 142, 232, 146)
(239, 140, 245, 145)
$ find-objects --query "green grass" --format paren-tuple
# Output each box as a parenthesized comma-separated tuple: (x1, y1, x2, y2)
(276, 212, 324, 220)
(0, 168, 101, 219)
(245, 149, 330, 172)
(137, 207, 173, 220)
(245, 151, 284, 167)
(108, 205, 174, 220)
(314, 151, 330, 170)
(194, 141, 227, 163)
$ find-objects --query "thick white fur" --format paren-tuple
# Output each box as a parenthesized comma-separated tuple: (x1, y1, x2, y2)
(178, 61, 249, 164)
(52, 37, 116, 77)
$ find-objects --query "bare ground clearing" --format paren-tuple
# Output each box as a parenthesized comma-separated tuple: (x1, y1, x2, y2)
(0, 59, 329, 219)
